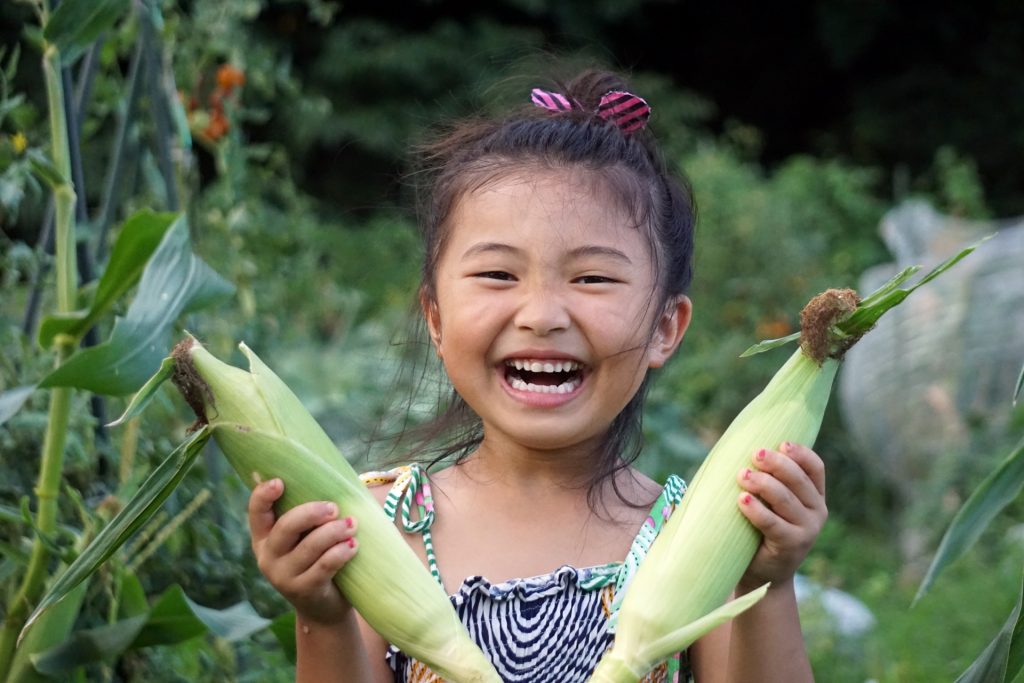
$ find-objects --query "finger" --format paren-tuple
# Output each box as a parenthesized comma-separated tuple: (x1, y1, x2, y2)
(779, 441, 826, 497)
(737, 491, 799, 544)
(248, 478, 284, 543)
(738, 464, 807, 526)
(266, 501, 341, 558)
(751, 447, 821, 510)
(281, 517, 358, 578)
(295, 535, 359, 591)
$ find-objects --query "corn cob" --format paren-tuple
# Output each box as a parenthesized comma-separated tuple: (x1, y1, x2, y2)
(172, 337, 500, 683)
(589, 243, 980, 682)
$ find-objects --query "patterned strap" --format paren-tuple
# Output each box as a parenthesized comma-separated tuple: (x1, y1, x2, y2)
(606, 474, 687, 631)
(361, 467, 687, 599)
(363, 464, 443, 585)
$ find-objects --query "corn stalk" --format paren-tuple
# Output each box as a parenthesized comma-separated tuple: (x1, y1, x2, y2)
(0, 10, 78, 677)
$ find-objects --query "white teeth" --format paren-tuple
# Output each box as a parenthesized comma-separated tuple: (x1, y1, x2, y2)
(505, 359, 581, 372)
(509, 377, 580, 394)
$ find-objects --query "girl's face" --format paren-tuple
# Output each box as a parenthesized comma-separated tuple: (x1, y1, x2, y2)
(425, 169, 691, 454)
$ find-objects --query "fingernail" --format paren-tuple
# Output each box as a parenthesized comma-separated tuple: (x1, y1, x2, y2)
(323, 502, 337, 517)
(781, 441, 792, 453)
(347, 537, 356, 549)
(268, 478, 282, 490)
(742, 493, 753, 505)
(756, 448, 767, 461)
(345, 516, 353, 528)
(743, 468, 752, 480)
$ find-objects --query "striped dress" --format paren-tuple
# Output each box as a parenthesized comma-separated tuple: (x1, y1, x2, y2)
(359, 465, 693, 683)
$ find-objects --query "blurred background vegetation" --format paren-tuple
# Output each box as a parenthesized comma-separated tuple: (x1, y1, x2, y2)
(1, 0, 1022, 680)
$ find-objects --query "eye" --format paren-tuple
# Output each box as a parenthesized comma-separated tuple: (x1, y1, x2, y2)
(474, 271, 516, 281)
(574, 275, 617, 285)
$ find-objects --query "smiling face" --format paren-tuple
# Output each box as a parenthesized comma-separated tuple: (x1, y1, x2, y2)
(424, 167, 691, 455)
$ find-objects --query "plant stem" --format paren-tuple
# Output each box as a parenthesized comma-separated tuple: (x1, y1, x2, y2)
(0, 38, 78, 682)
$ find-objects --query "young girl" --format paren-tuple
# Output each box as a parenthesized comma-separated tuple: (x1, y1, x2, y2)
(247, 70, 828, 682)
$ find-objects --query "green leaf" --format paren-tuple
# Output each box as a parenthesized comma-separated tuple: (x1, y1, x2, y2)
(26, 149, 67, 189)
(42, 0, 130, 66)
(915, 436, 1024, 604)
(269, 611, 297, 665)
(107, 356, 174, 427)
(955, 570, 1024, 682)
(8, 580, 88, 683)
(0, 384, 36, 427)
(842, 240, 988, 337)
(31, 585, 272, 675)
(39, 211, 177, 349)
(854, 265, 921, 308)
(739, 332, 800, 358)
(38, 217, 234, 395)
(21, 428, 210, 640)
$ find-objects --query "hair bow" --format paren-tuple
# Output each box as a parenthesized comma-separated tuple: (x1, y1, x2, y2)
(530, 87, 651, 133)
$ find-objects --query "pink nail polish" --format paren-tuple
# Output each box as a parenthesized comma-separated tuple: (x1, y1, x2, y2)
(347, 537, 356, 549)
(756, 448, 766, 461)
(742, 493, 753, 505)
(345, 516, 353, 528)
(743, 468, 752, 480)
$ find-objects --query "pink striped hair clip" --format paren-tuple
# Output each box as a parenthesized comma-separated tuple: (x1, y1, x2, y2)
(530, 87, 651, 134)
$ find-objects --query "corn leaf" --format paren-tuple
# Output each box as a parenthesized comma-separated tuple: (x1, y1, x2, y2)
(955, 569, 1024, 683)
(38, 217, 233, 395)
(0, 385, 36, 427)
(38, 211, 177, 349)
(21, 428, 210, 640)
(30, 584, 271, 675)
(107, 356, 174, 427)
(915, 436, 1024, 604)
(740, 332, 800, 358)
(42, 0, 130, 66)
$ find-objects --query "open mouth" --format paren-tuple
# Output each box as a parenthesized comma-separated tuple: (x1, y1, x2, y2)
(503, 359, 585, 394)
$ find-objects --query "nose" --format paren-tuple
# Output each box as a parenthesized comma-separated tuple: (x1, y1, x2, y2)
(514, 284, 570, 336)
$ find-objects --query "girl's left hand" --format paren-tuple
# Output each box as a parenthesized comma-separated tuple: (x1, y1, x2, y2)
(735, 441, 827, 591)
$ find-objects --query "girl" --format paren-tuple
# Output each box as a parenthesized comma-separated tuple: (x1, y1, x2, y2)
(247, 70, 827, 682)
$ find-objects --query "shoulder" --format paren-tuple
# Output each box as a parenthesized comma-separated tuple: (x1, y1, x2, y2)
(614, 467, 666, 507)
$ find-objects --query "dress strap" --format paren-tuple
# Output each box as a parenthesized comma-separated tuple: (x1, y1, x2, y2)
(361, 464, 443, 586)
(606, 474, 687, 631)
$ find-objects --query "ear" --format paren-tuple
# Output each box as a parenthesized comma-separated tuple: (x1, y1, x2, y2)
(647, 295, 692, 368)
(420, 288, 443, 357)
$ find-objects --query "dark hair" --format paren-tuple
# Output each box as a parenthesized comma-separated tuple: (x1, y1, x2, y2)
(392, 69, 695, 509)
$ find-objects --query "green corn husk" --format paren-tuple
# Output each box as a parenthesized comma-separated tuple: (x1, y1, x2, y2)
(175, 338, 500, 683)
(589, 242, 982, 682)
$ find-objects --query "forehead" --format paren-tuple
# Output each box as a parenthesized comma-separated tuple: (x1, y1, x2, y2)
(446, 167, 650, 254)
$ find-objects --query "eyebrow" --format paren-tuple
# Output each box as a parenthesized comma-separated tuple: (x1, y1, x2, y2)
(460, 242, 521, 260)
(460, 242, 633, 264)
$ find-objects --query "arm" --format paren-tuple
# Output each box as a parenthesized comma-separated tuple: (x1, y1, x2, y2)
(248, 479, 393, 683)
(691, 442, 826, 682)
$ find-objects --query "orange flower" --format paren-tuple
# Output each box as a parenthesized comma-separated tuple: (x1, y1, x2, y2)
(216, 64, 246, 92)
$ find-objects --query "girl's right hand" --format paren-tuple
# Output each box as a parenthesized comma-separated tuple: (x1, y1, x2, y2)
(248, 478, 359, 625)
